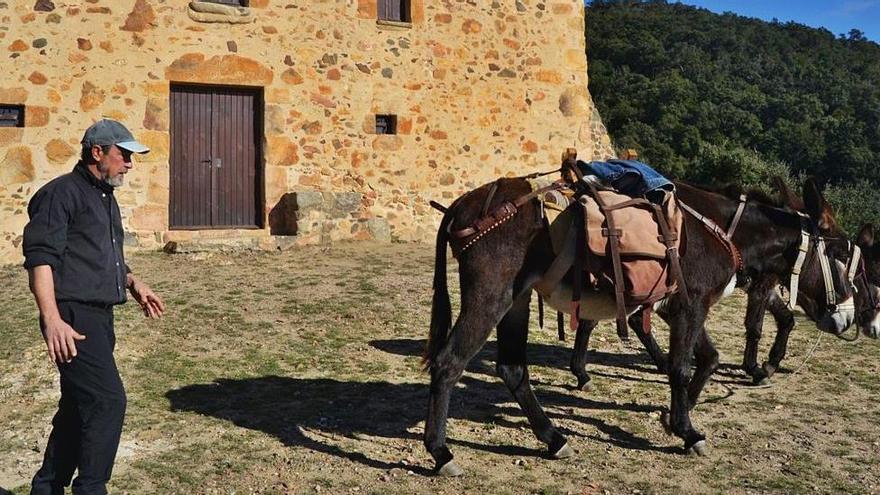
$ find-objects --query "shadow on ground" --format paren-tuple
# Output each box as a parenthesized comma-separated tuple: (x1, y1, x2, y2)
(370, 338, 665, 379)
(375, 337, 760, 388)
(165, 371, 676, 473)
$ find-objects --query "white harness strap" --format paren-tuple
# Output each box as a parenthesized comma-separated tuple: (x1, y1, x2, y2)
(787, 215, 857, 312)
(788, 214, 812, 309)
(835, 242, 861, 315)
(846, 242, 862, 288)
(815, 238, 837, 307)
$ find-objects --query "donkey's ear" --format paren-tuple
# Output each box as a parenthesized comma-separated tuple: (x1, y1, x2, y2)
(857, 223, 875, 249)
(802, 177, 834, 230)
(772, 176, 804, 211)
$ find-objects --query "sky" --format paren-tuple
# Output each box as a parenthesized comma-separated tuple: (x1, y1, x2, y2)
(676, 0, 880, 42)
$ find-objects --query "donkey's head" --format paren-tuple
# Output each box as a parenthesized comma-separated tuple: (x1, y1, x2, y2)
(854, 223, 880, 339)
(788, 178, 856, 334)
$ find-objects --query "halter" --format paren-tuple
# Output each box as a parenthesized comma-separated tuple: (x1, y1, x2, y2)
(853, 248, 880, 322)
(682, 195, 855, 314)
(787, 212, 857, 314)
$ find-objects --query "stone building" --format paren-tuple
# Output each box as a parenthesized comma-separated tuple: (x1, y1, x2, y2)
(0, 0, 613, 265)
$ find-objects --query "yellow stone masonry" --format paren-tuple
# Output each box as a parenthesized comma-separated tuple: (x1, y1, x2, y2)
(0, 0, 613, 264)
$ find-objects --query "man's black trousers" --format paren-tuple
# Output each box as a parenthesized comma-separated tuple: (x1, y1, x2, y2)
(31, 301, 126, 495)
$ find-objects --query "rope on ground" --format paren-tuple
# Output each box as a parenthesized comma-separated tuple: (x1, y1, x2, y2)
(699, 325, 824, 404)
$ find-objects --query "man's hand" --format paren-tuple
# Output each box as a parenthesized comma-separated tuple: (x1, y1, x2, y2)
(128, 276, 165, 318)
(42, 316, 85, 364)
(29, 265, 84, 364)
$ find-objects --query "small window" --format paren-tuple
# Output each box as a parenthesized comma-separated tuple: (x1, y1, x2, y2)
(0, 105, 24, 128)
(378, 0, 410, 23)
(376, 115, 397, 135)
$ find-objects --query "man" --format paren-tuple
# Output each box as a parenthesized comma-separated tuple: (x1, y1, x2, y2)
(23, 119, 165, 495)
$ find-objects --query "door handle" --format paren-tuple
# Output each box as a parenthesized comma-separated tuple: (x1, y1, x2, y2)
(214, 158, 222, 169)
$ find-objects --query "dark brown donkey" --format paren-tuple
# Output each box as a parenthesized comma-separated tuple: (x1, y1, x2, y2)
(423, 176, 854, 476)
(568, 185, 878, 390)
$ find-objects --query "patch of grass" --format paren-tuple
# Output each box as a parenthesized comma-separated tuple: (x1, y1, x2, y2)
(4, 243, 880, 494)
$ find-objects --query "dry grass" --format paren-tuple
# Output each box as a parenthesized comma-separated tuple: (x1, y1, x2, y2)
(1, 241, 879, 494)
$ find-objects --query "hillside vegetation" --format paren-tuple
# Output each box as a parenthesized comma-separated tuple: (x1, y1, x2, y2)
(586, 0, 880, 232)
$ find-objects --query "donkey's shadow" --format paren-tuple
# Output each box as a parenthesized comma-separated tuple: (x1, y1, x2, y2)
(166, 370, 675, 473)
(371, 337, 665, 378)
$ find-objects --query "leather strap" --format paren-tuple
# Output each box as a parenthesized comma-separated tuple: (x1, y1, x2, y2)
(557, 310, 565, 342)
(481, 180, 500, 217)
(586, 182, 629, 340)
(651, 202, 689, 299)
(450, 181, 569, 254)
(538, 292, 545, 330)
(641, 306, 653, 335)
(726, 194, 748, 239)
(679, 200, 744, 273)
(533, 220, 578, 295)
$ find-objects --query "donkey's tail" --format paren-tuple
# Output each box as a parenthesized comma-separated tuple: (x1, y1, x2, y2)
(423, 208, 454, 371)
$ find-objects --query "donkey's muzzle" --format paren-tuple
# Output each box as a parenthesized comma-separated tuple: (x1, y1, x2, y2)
(817, 296, 855, 335)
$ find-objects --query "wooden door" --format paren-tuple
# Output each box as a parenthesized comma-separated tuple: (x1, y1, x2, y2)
(170, 84, 263, 229)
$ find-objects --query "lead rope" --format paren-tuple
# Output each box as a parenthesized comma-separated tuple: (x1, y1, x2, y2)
(707, 221, 859, 399)
(712, 241, 863, 397)
(700, 319, 825, 403)
(746, 324, 825, 390)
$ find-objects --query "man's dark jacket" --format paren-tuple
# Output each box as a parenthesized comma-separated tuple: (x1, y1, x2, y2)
(23, 163, 130, 306)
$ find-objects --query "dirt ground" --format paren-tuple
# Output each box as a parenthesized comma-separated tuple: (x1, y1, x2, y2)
(2, 241, 879, 494)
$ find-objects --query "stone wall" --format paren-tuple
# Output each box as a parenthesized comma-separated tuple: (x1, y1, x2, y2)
(0, 0, 614, 265)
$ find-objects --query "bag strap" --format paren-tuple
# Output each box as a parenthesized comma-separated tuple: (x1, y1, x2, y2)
(650, 202, 689, 298)
(585, 182, 629, 341)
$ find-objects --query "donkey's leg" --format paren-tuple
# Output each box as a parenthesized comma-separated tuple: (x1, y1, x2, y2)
(569, 319, 598, 390)
(687, 328, 720, 411)
(742, 282, 773, 384)
(762, 290, 796, 380)
(628, 310, 668, 373)
(499, 291, 572, 458)
(424, 286, 512, 476)
(664, 306, 708, 454)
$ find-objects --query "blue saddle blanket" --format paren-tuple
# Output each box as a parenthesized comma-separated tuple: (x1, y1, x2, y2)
(577, 159, 674, 200)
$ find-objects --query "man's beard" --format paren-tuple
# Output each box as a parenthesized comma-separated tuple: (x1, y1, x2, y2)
(103, 174, 124, 187)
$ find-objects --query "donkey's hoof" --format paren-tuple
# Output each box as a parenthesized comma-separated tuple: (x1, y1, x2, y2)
(576, 378, 593, 392)
(659, 411, 672, 435)
(552, 442, 574, 459)
(437, 460, 464, 477)
(687, 440, 709, 456)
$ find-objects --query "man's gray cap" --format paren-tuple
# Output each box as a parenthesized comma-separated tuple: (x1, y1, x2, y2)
(80, 119, 150, 154)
